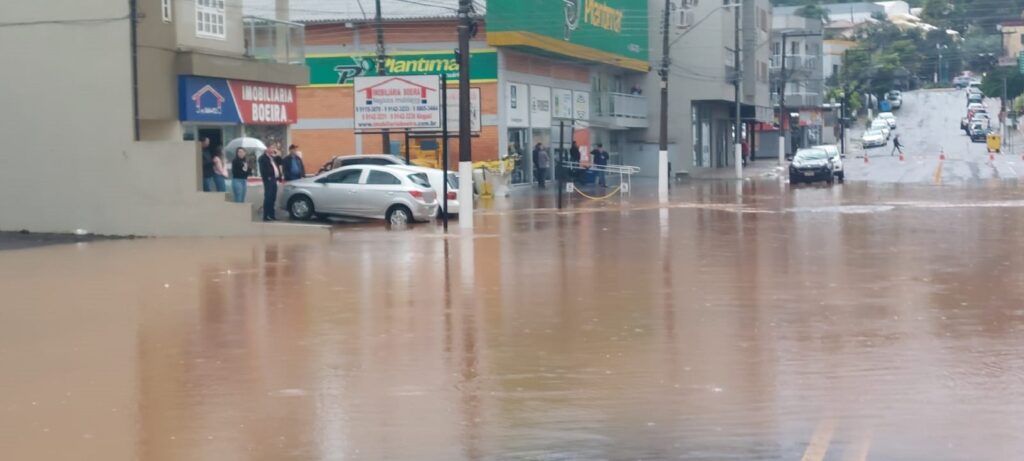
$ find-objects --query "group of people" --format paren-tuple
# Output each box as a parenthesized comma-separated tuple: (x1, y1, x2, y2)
(200, 137, 306, 222)
(530, 142, 610, 189)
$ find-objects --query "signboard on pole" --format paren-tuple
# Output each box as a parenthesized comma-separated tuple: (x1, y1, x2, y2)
(354, 76, 441, 131)
(552, 89, 573, 119)
(441, 87, 482, 133)
(572, 91, 590, 122)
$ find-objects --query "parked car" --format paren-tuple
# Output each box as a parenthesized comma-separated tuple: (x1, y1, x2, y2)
(886, 91, 903, 110)
(877, 112, 897, 129)
(967, 92, 983, 106)
(789, 148, 835, 185)
(870, 119, 891, 139)
(281, 164, 438, 224)
(969, 122, 988, 143)
(317, 154, 406, 174)
(952, 76, 971, 89)
(812, 144, 844, 182)
(861, 128, 887, 148)
(317, 155, 463, 215)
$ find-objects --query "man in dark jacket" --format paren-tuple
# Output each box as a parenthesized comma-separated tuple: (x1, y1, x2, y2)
(569, 141, 582, 181)
(282, 144, 306, 181)
(258, 147, 282, 221)
(591, 143, 609, 187)
(200, 137, 214, 192)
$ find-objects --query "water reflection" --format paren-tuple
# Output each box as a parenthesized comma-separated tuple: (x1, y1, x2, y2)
(2, 180, 1024, 459)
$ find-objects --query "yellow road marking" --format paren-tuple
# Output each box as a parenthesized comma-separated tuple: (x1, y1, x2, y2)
(933, 160, 944, 185)
(842, 428, 872, 461)
(801, 419, 837, 461)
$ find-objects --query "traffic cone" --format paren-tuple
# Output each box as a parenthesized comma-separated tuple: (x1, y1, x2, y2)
(899, 153, 905, 162)
(939, 150, 946, 161)
(990, 153, 995, 162)
(864, 153, 869, 164)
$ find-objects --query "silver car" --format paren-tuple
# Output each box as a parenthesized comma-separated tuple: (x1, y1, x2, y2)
(281, 165, 438, 224)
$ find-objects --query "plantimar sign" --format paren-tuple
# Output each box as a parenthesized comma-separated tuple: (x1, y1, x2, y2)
(306, 50, 498, 87)
(486, 0, 648, 71)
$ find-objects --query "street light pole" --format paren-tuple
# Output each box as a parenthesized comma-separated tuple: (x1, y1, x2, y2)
(778, 32, 788, 166)
(733, 0, 743, 180)
(657, 0, 671, 202)
(374, 0, 390, 154)
(457, 0, 474, 228)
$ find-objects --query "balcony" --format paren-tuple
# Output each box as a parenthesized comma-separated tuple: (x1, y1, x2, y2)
(243, 16, 305, 65)
(594, 92, 648, 129)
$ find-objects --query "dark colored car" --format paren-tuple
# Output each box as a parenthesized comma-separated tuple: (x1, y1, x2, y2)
(969, 124, 988, 143)
(789, 148, 835, 185)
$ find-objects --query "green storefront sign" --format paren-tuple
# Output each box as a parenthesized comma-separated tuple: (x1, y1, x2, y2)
(486, 0, 648, 71)
(306, 50, 498, 86)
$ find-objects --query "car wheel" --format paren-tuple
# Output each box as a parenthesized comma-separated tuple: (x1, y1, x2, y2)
(288, 196, 314, 220)
(387, 205, 413, 226)
(837, 171, 845, 183)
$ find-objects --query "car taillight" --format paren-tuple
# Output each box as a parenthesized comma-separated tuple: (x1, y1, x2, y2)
(408, 190, 424, 199)
(446, 191, 456, 200)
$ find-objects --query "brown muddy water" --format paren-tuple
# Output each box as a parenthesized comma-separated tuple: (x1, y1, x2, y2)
(3, 181, 1024, 460)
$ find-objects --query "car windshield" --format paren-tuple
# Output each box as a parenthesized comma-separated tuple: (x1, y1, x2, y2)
(866, 129, 883, 136)
(447, 173, 459, 189)
(407, 173, 431, 189)
(795, 150, 829, 161)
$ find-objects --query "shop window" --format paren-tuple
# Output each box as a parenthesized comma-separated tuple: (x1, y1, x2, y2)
(161, 0, 172, 22)
(196, 0, 225, 39)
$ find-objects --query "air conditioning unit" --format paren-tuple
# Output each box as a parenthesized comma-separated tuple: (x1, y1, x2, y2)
(678, 10, 695, 28)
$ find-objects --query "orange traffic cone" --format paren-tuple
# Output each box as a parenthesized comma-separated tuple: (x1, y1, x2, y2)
(939, 150, 946, 161)
(864, 153, 869, 164)
(899, 153, 905, 162)
(990, 153, 996, 162)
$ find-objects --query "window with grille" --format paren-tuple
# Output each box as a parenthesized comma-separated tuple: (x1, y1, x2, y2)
(195, 0, 225, 39)
(161, 0, 172, 22)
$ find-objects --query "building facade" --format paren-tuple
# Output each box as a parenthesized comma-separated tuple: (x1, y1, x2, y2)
(0, 0, 313, 236)
(637, 0, 774, 172)
(999, 20, 1024, 66)
(292, 0, 651, 188)
(770, 8, 825, 155)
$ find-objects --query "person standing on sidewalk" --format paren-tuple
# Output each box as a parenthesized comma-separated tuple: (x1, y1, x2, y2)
(533, 143, 549, 188)
(258, 146, 282, 221)
(282, 144, 306, 181)
(231, 147, 251, 203)
(200, 137, 215, 192)
(591, 143, 609, 187)
(211, 146, 229, 192)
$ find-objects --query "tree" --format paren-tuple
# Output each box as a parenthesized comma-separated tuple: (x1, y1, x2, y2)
(981, 67, 1024, 101)
(795, 1, 829, 23)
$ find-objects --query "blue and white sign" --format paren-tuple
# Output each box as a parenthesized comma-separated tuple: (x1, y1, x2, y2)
(179, 76, 239, 123)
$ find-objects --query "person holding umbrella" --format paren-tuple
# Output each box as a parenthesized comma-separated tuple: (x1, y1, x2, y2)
(231, 147, 251, 203)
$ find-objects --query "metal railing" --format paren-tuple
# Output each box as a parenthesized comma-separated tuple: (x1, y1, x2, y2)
(606, 92, 647, 119)
(563, 161, 641, 194)
(243, 16, 305, 65)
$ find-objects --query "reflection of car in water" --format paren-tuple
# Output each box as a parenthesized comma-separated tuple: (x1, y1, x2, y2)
(563, 0, 581, 40)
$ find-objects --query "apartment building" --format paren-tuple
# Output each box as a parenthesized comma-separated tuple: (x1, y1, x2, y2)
(0, 0, 313, 236)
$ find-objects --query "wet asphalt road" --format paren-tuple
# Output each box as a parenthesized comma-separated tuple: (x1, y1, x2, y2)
(846, 89, 1021, 184)
(4, 175, 1024, 460)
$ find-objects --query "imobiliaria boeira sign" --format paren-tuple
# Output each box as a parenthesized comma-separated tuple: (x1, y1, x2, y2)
(178, 75, 297, 125)
(353, 76, 442, 131)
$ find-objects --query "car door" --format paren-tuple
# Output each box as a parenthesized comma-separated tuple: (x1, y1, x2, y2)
(360, 169, 405, 219)
(315, 168, 364, 215)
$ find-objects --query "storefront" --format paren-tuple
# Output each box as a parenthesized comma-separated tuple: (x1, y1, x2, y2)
(293, 49, 499, 171)
(178, 75, 298, 154)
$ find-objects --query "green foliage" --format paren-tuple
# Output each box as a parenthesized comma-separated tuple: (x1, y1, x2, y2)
(981, 67, 1024, 100)
(795, 1, 829, 22)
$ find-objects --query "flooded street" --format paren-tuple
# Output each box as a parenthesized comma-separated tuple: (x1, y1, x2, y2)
(5, 180, 1024, 460)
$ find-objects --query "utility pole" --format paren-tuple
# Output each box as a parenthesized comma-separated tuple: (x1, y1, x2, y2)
(778, 32, 788, 165)
(733, 0, 743, 180)
(1004, 77, 1009, 152)
(657, 0, 671, 202)
(374, 0, 390, 154)
(457, 0, 474, 227)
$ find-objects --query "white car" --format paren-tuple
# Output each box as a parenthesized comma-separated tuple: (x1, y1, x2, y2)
(861, 129, 887, 148)
(877, 112, 897, 129)
(813, 144, 844, 182)
(317, 154, 460, 216)
(405, 165, 460, 216)
(886, 91, 902, 110)
(870, 119, 891, 139)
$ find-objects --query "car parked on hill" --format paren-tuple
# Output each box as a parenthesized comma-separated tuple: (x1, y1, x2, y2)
(886, 91, 902, 110)
(861, 128, 887, 148)
(281, 164, 438, 225)
(870, 119, 892, 139)
(877, 112, 897, 129)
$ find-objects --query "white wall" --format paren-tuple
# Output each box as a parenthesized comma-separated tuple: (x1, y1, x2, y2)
(0, 1, 325, 237)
